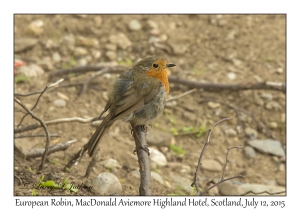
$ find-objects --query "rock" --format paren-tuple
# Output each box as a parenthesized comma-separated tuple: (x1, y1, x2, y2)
(201, 159, 223, 172)
(172, 44, 187, 55)
(218, 182, 244, 195)
(207, 102, 220, 109)
(105, 43, 117, 51)
(18, 64, 44, 77)
(100, 159, 121, 169)
(37, 59, 54, 71)
(62, 34, 75, 50)
(225, 30, 236, 41)
(265, 101, 282, 111)
(74, 47, 88, 57)
(129, 170, 140, 179)
(78, 58, 88, 66)
(269, 122, 278, 129)
(128, 19, 142, 31)
(151, 171, 164, 185)
(26, 19, 44, 36)
(247, 139, 285, 157)
(276, 67, 284, 74)
(168, 162, 191, 174)
(105, 51, 117, 61)
(14, 38, 38, 53)
(239, 183, 285, 195)
(243, 146, 256, 158)
(146, 129, 172, 146)
(91, 49, 101, 59)
(52, 52, 61, 63)
(225, 128, 237, 137)
(76, 36, 99, 47)
(92, 172, 122, 195)
(93, 16, 103, 27)
(149, 148, 167, 167)
(227, 72, 236, 80)
(261, 93, 273, 101)
(45, 39, 58, 49)
(279, 163, 285, 172)
(244, 127, 258, 139)
(170, 175, 193, 194)
(109, 33, 132, 50)
(147, 20, 158, 29)
(53, 99, 67, 108)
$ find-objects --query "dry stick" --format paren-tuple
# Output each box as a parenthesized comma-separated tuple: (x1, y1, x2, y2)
(191, 118, 232, 195)
(24, 140, 77, 159)
(14, 133, 60, 139)
(14, 97, 50, 171)
(201, 146, 244, 195)
(133, 125, 151, 196)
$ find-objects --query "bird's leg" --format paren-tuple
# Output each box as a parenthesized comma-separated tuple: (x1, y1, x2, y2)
(131, 126, 150, 156)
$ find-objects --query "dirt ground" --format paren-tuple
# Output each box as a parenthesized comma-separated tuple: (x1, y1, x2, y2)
(14, 14, 286, 196)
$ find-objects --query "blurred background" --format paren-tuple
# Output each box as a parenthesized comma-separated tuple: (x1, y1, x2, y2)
(14, 14, 286, 196)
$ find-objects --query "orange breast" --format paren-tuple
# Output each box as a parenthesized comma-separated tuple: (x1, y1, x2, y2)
(146, 70, 169, 94)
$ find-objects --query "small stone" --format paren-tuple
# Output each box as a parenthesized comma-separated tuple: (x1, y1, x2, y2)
(74, 47, 88, 57)
(26, 19, 44, 36)
(232, 59, 242, 67)
(149, 148, 167, 167)
(207, 102, 220, 109)
(100, 159, 121, 169)
(105, 43, 117, 51)
(215, 108, 222, 116)
(276, 67, 284, 74)
(247, 139, 285, 157)
(227, 72, 236, 80)
(91, 49, 101, 59)
(244, 146, 256, 158)
(53, 99, 67, 108)
(279, 163, 285, 172)
(151, 171, 164, 185)
(265, 101, 282, 111)
(130, 170, 140, 179)
(269, 122, 278, 129)
(218, 182, 244, 195)
(128, 19, 142, 31)
(105, 51, 117, 61)
(170, 175, 193, 194)
(147, 20, 158, 29)
(37, 59, 54, 71)
(146, 129, 172, 146)
(201, 159, 223, 172)
(18, 64, 44, 77)
(244, 127, 258, 139)
(45, 39, 58, 49)
(92, 172, 122, 195)
(109, 33, 132, 50)
(52, 52, 61, 63)
(78, 58, 88, 66)
(159, 34, 168, 41)
(172, 44, 187, 55)
(76, 36, 99, 47)
(261, 93, 273, 101)
(14, 38, 38, 53)
(57, 92, 69, 101)
(94, 16, 103, 27)
(226, 128, 237, 137)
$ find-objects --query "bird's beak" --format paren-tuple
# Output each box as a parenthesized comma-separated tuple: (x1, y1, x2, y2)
(166, 63, 176, 68)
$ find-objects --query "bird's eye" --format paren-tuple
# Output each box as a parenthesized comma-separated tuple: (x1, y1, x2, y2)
(152, 63, 158, 68)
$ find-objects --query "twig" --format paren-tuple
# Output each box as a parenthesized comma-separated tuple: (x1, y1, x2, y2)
(14, 97, 50, 171)
(14, 134, 60, 139)
(14, 174, 23, 185)
(65, 144, 89, 171)
(166, 88, 196, 102)
(168, 76, 286, 92)
(14, 116, 101, 134)
(24, 140, 77, 159)
(16, 79, 64, 128)
(240, 190, 286, 196)
(132, 125, 152, 196)
(221, 146, 243, 180)
(191, 118, 232, 195)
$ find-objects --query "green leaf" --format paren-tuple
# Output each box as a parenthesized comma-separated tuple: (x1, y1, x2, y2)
(170, 144, 185, 155)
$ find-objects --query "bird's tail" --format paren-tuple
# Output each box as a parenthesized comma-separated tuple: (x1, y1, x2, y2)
(87, 116, 112, 157)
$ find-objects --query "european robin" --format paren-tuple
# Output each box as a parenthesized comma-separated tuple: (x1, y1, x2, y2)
(87, 56, 175, 157)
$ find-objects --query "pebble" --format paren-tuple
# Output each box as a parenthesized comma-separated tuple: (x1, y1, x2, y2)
(76, 35, 99, 47)
(73, 47, 88, 57)
(172, 44, 187, 55)
(18, 64, 44, 77)
(243, 146, 256, 158)
(207, 102, 220, 109)
(168, 162, 191, 174)
(53, 99, 67, 108)
(26, 19, 44, 36)
(261, 93, 273, 101)
(244, 127, 258, 139)
(276, 67, 284, 74)
(247, 139, 285, 157)
(225, 128, 237, 137)
(239, 183, 285, 195)
(225, 30, 236, 41)
(45, 39, 58, 49)
(149, 148, 167, 167)
(105, 43, 117, 51)
(147, 20, 158, 29)
(218, 182, 244, 195)
(91, 49, 101, 59)
(151, 172, 164, 185)
(279, 163, 285, 172)
(52, 52, 61, 63)
(14, 38, 38, 53)
(227, 72, 236, 80)
(269, 122, 278, 129)
(201, 159, 223, 172)
(130, 170, 140, 179)
(128, 19, 142, 31)
(92, 172, 122, 195)
(62, 34, 75, 50)
(100, 159, 121, 169)
(265, 101, 282, 110)
(105, 51, 117, 61)
(146, 129, 172, 146)
(78, 58, 88, 66)
(170, 175, 193, 194)
(109, 33, 132, 50)
(93, 16, 103, 27)
(37, 59, 54, 71)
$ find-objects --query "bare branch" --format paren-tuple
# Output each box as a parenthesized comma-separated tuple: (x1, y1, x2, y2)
(166, 88, 196, 102)
(14, 134, 60, 139)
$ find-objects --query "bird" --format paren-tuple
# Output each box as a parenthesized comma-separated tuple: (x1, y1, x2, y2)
(87, 56, 175, 157)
